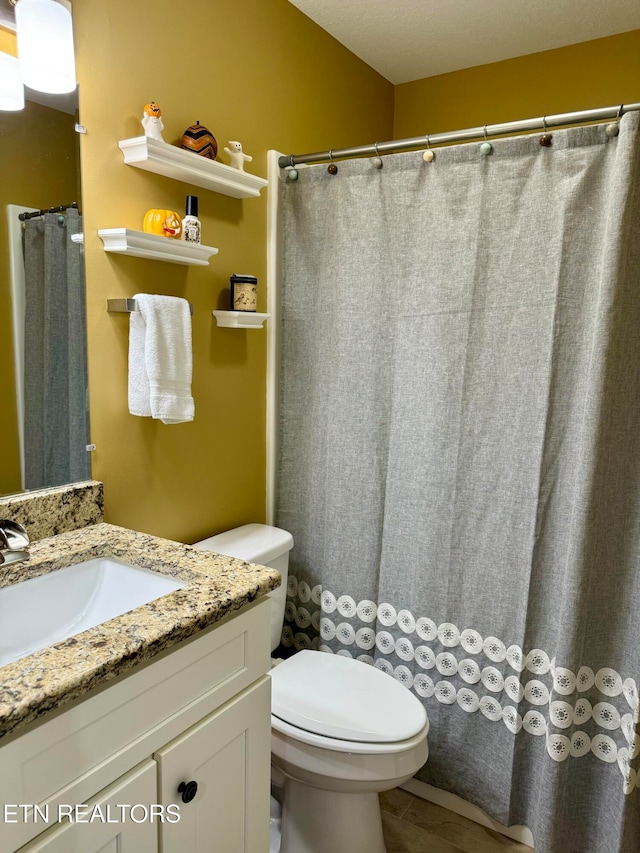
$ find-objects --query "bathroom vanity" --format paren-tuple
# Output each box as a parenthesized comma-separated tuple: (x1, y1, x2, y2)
(0, 522, 279, 852)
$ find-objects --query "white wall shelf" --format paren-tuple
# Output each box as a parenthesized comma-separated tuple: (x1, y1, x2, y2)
(98, 228, 219, 265)
(118, 136, 268, 199)
(212, 310, 270, 329)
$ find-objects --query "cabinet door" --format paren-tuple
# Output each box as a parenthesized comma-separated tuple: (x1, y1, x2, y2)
(156, 676, 271, 853)
(17, 761, 157, 853)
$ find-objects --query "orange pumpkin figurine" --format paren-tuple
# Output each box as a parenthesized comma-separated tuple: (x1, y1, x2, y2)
(143, 209, 182, 239)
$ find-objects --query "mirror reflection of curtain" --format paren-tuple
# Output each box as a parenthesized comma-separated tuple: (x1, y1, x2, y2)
(23, 208, 90, 489)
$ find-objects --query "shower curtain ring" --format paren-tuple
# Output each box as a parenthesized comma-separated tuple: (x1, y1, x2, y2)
(606, 105, 624, 137)
(423, 134, 435, 162)
(287, 153, 299, 181)
(372, 142, 383, 169)
(479, 126, 492, 156)
(540, 115, 553, 147)
(328, 149, 338, 175)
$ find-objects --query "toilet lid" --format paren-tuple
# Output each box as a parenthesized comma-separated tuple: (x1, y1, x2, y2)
(271, 650, 428, 743)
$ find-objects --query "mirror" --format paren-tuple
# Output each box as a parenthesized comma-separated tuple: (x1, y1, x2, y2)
(0, 13, 89, 496)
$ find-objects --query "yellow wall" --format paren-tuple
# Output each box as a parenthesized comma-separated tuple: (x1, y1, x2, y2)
(394, 30, 640, 139)
(72, 0, 394, 542)
(0, 99, 79, 495)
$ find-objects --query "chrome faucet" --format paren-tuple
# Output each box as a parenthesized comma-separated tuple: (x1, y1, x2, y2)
(0, 519, 30, 566)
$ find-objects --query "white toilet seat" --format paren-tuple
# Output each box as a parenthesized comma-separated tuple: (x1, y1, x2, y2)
(271, 649, 428, 743)
(271, 713, 429, 754)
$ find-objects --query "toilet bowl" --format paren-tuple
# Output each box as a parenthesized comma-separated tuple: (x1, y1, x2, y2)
(271, 649, 428, 853)
(193, 524, 429, 853)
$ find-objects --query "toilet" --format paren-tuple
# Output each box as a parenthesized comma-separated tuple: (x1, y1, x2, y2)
(194, 524, 429, 853)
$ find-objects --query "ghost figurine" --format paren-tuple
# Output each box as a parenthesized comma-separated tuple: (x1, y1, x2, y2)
(224, 140, 252, 171)
(141, 101, 165, 142)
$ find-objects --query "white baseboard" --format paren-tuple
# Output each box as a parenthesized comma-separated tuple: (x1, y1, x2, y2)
(400, 778, 536, 849)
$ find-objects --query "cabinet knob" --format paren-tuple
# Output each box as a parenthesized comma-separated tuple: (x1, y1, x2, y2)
(177, 780, 198, 803)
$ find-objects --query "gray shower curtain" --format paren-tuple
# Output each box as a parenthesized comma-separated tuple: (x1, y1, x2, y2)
(277, 112, 640, 852)
(23, 208, 90, 489)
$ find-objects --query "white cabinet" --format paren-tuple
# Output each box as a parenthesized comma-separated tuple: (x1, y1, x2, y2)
(18, 761, 158, 853)
(1, 599, 272, 853)
(157, 677, 271, 853)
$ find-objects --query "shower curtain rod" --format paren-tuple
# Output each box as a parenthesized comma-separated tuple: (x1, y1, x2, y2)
(278, 102, 640, 168)
(19, 202, 78, 221)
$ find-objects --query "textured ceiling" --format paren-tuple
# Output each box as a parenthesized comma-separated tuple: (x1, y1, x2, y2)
(288, 0, 640, 84)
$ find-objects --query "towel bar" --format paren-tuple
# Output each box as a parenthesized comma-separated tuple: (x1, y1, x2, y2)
(107, 298, 194, 315)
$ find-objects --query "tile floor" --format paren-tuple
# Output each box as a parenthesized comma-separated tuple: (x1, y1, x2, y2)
(380, 788, 532, 853)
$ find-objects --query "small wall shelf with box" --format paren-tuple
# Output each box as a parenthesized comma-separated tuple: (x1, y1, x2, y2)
(212, 310, 270, 329)
(118, 137, 269, 199)
(98, 228, 219, 265)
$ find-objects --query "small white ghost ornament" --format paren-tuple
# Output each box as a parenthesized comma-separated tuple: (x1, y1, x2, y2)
(141, 102, 165, 142)
(224, 140, 253, 171)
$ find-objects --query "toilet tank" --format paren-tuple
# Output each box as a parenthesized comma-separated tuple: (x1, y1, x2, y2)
(192, 524, 293, 653)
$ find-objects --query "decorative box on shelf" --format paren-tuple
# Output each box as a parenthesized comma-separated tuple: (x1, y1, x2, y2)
(98, 228, 218, 265)
(212, 310, 270, 329)
(117, 136, 268, 199)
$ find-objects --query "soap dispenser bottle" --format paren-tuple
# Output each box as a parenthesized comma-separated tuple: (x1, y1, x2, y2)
(182, 195, 201, 244)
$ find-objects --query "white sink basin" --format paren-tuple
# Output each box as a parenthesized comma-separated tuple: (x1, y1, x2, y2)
(0, 558, 185, 667)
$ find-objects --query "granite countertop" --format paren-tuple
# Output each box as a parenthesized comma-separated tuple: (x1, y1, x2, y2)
(0, 522, 280, 740)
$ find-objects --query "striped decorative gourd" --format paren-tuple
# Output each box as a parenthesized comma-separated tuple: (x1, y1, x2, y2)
(180, 122, 218, 159)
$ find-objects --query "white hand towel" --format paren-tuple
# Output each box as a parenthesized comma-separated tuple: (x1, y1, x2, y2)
(128, 293, 195, 424)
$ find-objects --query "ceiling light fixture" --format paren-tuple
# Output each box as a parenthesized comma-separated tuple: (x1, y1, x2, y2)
(0, 52, 24, 110)
(15, 0, 76, 95)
